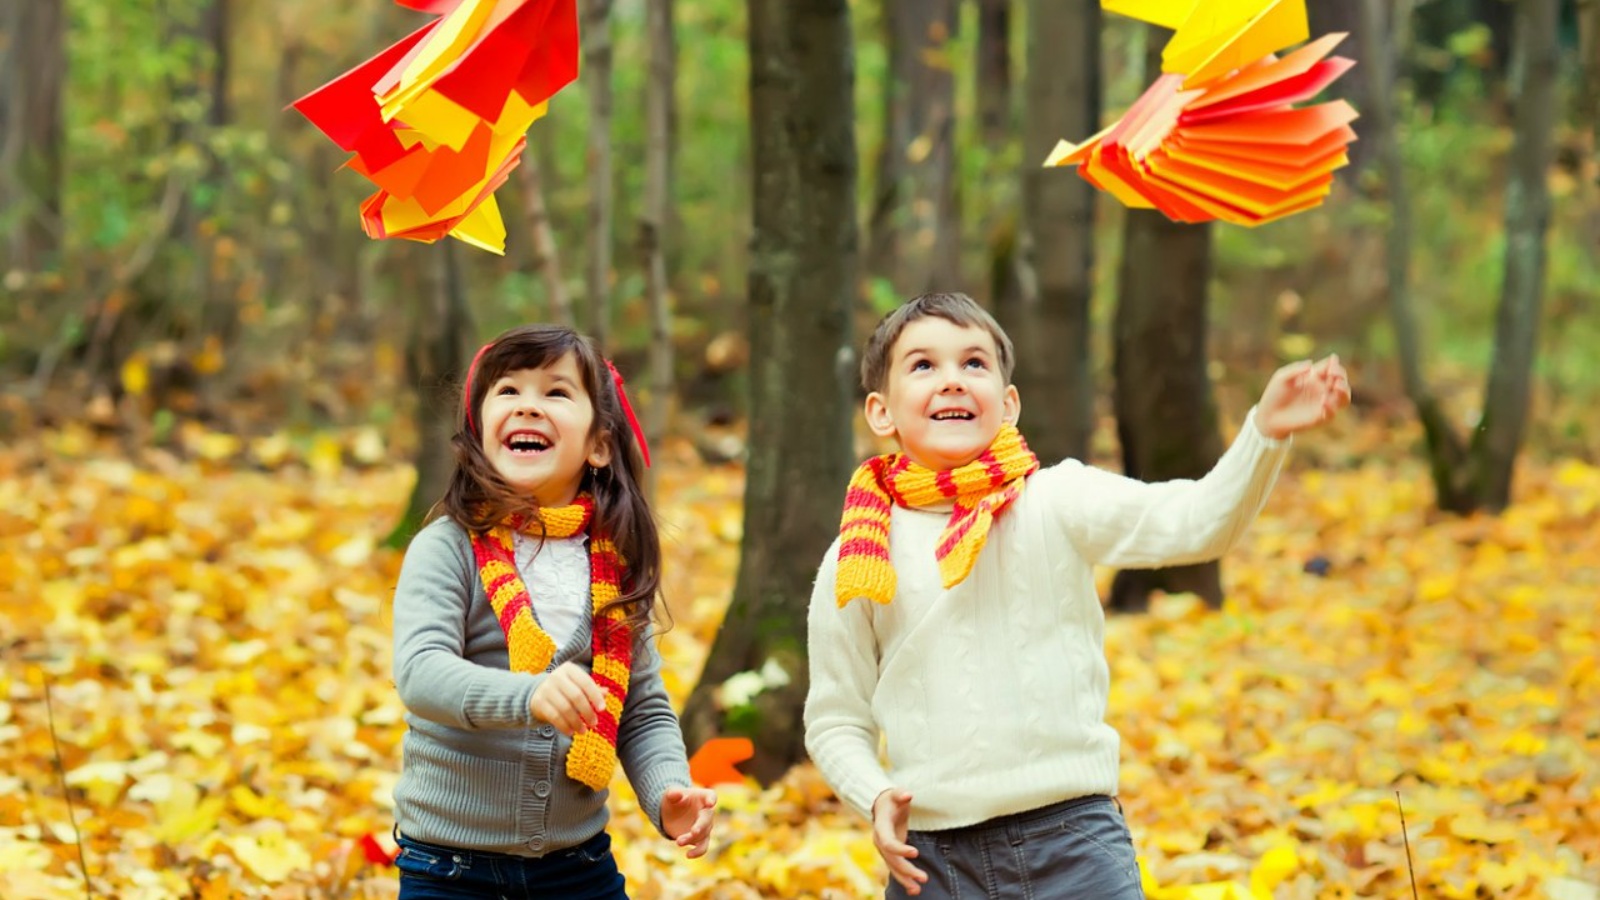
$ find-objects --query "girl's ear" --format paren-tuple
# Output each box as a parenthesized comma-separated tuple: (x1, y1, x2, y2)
(587, 432, 614, 469)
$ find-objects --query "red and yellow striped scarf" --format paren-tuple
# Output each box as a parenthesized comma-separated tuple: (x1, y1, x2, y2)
(836, 424, 1040, 607)
(470, 494, 632, 791)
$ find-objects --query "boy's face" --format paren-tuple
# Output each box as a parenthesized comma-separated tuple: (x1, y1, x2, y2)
(864, 317, 1020, 471)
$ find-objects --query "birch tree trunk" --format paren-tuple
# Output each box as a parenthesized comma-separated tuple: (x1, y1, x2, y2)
(517, 150, 573, 328)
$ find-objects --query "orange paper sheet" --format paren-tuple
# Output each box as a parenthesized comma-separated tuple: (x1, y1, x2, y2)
(292, 0, 578, 254)
(1043, 0, 1358, 228)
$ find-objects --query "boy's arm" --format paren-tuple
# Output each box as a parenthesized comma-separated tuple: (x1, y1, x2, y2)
(803, 545, 896, 821)
(615, 634, 694, 838)
(1047, 406, 1291, 568)
(392, 521, 542, 730)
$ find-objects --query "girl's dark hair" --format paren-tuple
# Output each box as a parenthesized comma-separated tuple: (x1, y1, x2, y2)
(429, 324, 661, 633)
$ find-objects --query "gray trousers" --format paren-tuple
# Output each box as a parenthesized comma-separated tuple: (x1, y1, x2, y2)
(886, 795, 1145, 900)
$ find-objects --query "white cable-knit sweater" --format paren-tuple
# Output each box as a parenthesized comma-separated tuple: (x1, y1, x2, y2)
(803, 409, 1290, 830)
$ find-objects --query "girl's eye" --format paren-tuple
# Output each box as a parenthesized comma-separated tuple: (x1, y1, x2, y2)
(547, 388, 570, 399)
(497, 385, 518, 396)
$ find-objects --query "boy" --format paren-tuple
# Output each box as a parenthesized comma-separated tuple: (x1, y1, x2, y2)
(804, 292, 1349, 898)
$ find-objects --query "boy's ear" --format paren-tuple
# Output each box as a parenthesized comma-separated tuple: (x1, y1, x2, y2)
(863, 392, 897, 438)
(1002, 384, 1021, 427)
(587, 432, 614, 469)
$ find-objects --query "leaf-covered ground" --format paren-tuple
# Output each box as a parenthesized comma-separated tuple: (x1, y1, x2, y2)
(2, 419, 1597, 899)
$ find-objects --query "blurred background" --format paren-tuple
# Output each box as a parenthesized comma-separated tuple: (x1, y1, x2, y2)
(1, 0, 1597, 897)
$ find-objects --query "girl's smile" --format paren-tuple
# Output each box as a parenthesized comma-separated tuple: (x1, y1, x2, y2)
(480, 352, 610, 507)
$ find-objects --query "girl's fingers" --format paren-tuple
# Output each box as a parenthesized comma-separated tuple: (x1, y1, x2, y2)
(567, 669, 608, 717)
(558, 679, 598, 727)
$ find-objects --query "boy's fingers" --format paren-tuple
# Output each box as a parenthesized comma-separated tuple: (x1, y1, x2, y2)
(888, 856, 928, 890)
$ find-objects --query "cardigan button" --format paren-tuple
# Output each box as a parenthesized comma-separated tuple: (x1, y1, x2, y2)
(539, 725, 556, 738)
(534, 780, 552, 798)
(529, 837, 544, 852)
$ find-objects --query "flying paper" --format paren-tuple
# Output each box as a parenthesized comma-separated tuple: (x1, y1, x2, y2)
(293, 0, 579, 254)
(1048, 1, 1357, 227)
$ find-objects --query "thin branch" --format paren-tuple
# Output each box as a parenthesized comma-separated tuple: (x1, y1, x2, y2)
(1396, 791, 1419, 900)
(44, 677, 93, 899)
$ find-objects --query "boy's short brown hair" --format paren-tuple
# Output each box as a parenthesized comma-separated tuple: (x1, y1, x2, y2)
(859, 292, 1016, 394)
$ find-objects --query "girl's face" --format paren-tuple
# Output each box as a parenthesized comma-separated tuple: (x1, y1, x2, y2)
(478, 352, 611, 508)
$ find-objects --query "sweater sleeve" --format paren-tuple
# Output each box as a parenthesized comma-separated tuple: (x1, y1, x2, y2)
(391, 520, 540, 730)
(1042, 407, 1291, 568)
(803, 543, 895, 821)
(616, 632, 693, 837)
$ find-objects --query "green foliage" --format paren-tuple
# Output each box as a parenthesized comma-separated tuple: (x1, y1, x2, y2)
(4, 0, 1596, 444)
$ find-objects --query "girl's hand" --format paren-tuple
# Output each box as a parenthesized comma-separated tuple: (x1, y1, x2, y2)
(530, 662, 608, 736)
(1255, 354, 1352, 440)
(873, 788, 928, 896)
(660, 786, 718, 859)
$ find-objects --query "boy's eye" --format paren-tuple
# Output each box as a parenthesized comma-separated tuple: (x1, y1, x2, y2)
(910, 359, 932, 371)
(965, 357, 987, 369)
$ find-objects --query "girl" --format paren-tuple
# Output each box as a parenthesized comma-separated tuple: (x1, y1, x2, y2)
(390, 324, 716, 899)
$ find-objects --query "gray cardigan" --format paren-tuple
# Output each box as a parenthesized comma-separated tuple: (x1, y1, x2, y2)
(390, 518, 693, 857)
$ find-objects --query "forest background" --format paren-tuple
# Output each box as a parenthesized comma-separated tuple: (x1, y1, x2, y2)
(2, 0, 1598, 897)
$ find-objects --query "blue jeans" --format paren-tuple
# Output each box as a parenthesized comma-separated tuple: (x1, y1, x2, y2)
(396, 830, 627, 900)
(888, 795, 1145, 900)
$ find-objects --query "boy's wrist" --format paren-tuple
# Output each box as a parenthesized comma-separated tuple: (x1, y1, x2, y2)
(1250, 407, 1291, 442)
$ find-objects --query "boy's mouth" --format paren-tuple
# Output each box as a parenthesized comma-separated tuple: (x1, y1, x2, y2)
(930, 410, 976, 422)
(504, 430, 552, 454)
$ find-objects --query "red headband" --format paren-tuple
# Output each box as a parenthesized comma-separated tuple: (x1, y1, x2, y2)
(462, 343, 652, 469)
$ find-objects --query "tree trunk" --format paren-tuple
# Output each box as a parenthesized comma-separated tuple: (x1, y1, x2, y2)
(1106, 33, 1223, 614)
(388, 244, 475, 548)
(1109, 212, 1223, 612)
(681, 0, 858, 783)
(0, 0, 66, 275)
(641, 0, 677, 479)
(977, 0, 1018, 324)
(1468, 0, 1559, 510)
(975, 0, 1012, 146)
(1361, 0, 1473, 511)
(518, 140, 574, 327)
(1002, 0, 1099, 465)
(582, 0, 615, 352)
(1305, 0, 1374, 171)
(1582, 0, 1600, 250)
(866, 0, 960, 291)
(1579, 0, 1599, 161)
(204, 0, 230, 128)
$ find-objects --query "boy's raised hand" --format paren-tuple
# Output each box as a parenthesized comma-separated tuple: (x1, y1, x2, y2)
(1255, 354, 1352, 440)
(530, 662, 608, 736)
(661, 786, 718, 858)
(873, 788, 928, 896)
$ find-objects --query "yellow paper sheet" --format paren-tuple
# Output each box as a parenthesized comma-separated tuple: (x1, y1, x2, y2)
(1102, 0, 1199, 30)
(1160, 0, 1309, 88)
